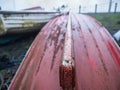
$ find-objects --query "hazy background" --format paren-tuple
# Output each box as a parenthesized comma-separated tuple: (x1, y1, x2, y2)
(0, 0, 120, 12)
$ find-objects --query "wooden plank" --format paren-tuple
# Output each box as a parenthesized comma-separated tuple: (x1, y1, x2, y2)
(4, 16, 54, 20)
(0, 11, 59, 14)
(5, 22, 45, 28)
(4, 19, 49, 24)
(60, 14, 75, 89)
(4, 13, 58, 17)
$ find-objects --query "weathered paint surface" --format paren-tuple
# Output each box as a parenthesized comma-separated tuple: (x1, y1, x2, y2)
(9, 13, 120, 90)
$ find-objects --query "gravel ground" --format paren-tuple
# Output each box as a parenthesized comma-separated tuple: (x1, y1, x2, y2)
(0, 34, 36, 90)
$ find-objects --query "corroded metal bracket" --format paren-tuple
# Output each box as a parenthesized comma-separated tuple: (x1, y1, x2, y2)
(60, 60, 75, 90)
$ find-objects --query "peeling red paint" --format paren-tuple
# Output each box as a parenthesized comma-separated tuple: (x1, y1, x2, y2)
(9, 13, 120, 90)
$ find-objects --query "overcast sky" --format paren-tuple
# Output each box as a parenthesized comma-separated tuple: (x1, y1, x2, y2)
(0, 0, 120, 12)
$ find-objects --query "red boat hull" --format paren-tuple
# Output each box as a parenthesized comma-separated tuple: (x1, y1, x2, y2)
(9, 13, 120, 90)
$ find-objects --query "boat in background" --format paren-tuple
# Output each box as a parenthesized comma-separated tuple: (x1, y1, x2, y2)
(0, 11, 59, 36)
(0, 11, 59, 44)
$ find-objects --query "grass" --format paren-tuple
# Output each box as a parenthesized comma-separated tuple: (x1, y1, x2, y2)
(0, 19, 4, 34)
(89, 13, 120, 46)
(89, 13, 120, 34)
(3, 52, 11, 57)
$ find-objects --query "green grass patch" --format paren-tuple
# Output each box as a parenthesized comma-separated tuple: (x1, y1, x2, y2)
(88, 13, 120, 46)
(0, 18, 4, 34)
(89, 13, 120, 32)
(3, 51, 11, 56)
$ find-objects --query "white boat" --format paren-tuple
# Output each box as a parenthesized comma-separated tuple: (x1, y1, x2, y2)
(0, 11, 59, 36)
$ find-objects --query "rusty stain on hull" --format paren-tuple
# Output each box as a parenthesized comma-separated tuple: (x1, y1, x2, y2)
(9, 13, 120, 90)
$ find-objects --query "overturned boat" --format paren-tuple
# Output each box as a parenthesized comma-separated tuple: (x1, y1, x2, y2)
(9, 13, 120, 90)
(0, 11, 59, 36)
(0, 11, 59, 44)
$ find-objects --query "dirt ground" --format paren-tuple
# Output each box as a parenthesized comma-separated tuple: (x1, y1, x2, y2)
(0, 34, 36, 90)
